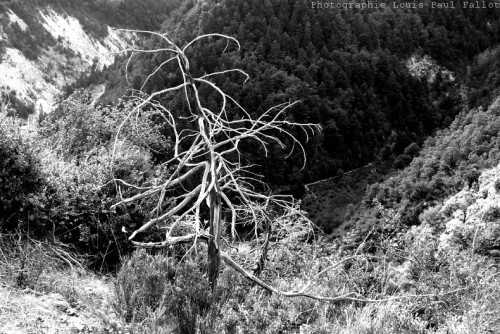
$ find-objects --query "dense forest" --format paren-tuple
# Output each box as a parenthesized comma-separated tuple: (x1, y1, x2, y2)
(98, 0, 500, 186)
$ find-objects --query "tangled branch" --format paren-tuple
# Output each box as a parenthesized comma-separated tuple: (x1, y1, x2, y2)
(112, 31, 321, 291)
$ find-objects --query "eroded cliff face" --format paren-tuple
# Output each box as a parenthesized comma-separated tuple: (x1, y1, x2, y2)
(0, 6, 135, 113)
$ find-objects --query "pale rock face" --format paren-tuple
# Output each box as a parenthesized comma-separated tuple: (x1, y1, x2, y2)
(39, 8, 134, 69)
(7, 9, 28, 31)
(0, 48, 61, 108)
(406, 55, 455, 83)
(0, 7, 135, 113)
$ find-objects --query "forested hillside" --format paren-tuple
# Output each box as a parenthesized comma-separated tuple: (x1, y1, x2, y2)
(102, 0, 500, 186)
(0, 0, 181, 35)
(1, 0, 500, 333)
(344, 96, 500, 235)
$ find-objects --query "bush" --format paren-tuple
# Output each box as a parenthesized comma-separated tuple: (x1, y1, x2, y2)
(113, 250, 214, 333)
(0, 117, 43, 231)
(393, 154, 413, 169)
(494, 178, 500, 193)
(114, 249, 175, 323)
(404, 142, 420, 157)
(483, 206, 500, 222)
(21, 90, 173, 270)
(0, 89, 172, 270)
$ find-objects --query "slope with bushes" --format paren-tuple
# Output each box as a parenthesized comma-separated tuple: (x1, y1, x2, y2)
(0, 2, 137, 115)
(0, 0, 183, 115)
(0, 89, 172, 270)
(349, 96, 500, 236)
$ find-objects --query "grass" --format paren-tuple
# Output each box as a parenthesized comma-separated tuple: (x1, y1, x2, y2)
(0, 233, 114, 333)
(1, 223, 499, 334)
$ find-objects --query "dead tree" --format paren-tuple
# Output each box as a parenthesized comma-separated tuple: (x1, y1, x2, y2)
(111, 31, 319, 292)
(109, 32, 471, 305)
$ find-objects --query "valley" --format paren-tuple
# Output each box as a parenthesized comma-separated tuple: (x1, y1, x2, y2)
(0, 0, 499, 333)
(0, 4, 135, 114)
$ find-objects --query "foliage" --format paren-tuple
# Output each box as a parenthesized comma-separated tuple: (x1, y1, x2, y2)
(112, 249, 215, 334)
(0, 89, 171, 269)
(31, 90, 171, 269)
(107, 233, 500, 333)
(352, 98, 500, 234)
(40, 89, 169, 159)
(100, 0, 499, 186)
(1, 3, 499, 332)
(113, 249, 175, 323)
(1, 90, 36, 119)
(0, 114, 43, 231)
(467, 45, 500, 109)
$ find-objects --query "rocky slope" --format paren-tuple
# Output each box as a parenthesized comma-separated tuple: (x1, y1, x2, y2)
(0, 5, 135, 114)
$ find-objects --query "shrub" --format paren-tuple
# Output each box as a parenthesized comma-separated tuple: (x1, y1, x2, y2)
(26, 89, 172, 269)
(483, 206, 500, 222)
(113, 250, 214, 333)
(114, 249, 175, 323)
(393, 154, 413, 169)
(40, 90, 170, 160)
(494, 178, 500, 193)
(0, 117, 43, 231)
(404, 142, 420, 157)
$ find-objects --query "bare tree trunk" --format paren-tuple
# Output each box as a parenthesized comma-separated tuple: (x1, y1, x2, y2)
(181, 62, 223, 291)
(208, 187, 221, 291)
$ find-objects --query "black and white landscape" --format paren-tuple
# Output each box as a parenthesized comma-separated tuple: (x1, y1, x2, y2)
(1, 0, 500, 333)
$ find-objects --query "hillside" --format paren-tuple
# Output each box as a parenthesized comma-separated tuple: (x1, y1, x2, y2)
(0, 1, 500, 333)
(0, 0, 183, 116)
(117, 0, 499, 233)
(108, 0, 499, 189)
(1, 97, 500, 332)
(346, 96, 500, 238)
(0, 5, 132, 115)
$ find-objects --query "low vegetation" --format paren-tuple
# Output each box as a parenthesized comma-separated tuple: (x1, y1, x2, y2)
(1, 79, 500, 334)
(2, 228, 499, 333)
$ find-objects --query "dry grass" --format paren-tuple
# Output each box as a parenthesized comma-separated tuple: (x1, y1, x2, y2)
(1, 231, 499, 333)
(0, 276, 114, 334)
(0, 234, 115, 333)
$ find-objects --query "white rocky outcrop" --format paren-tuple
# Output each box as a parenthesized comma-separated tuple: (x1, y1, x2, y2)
(406, 55, 455, 83)
(0, 47, 61, 110)
(7, 9, 28, 31)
